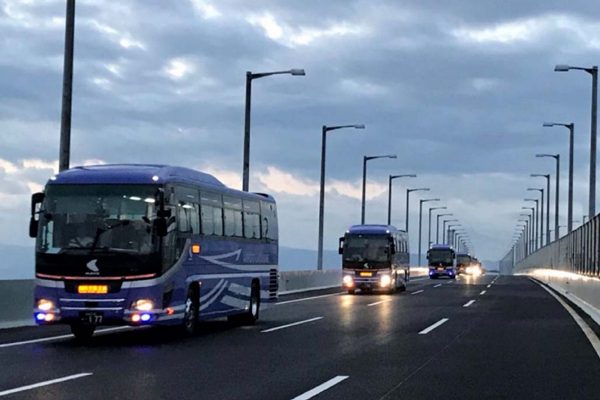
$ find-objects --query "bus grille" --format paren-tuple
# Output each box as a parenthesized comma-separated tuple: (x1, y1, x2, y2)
(269, 269, 278, 299)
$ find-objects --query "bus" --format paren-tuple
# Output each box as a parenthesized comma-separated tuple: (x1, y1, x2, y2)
(339, 225, 409, 294)
(427, 244, 456, 279)
(28, 164, 278, 340)
(456, 253, 472, 275)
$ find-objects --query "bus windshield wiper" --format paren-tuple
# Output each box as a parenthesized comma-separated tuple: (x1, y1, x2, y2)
(89, 219, 131, 254)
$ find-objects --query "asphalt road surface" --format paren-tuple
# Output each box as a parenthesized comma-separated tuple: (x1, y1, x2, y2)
(1, 274, 600, 399)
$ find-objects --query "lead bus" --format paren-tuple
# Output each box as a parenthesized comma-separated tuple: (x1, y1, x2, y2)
(28, 164, 279, 340)
(339, 225, 409, 294)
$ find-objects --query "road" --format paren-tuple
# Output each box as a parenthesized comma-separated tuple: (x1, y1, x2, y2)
(1, 274, 600, 399)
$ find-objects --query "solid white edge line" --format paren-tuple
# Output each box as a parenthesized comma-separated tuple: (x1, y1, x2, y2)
(290, 376, 349, 400)
(261, 317, 323, 333)
(367, 299, 393, 307)
(480, 290, 487, 295)
(0, 373, 93, 397)
(418, 318, 449, 334)
(0, 326, 133, 349)
(532, 279, 600, 360)
(433, 284, 442, 288)
(277, 292, 343, 305)
(463, 300, 476, 308)
(411, 290, 424, 295)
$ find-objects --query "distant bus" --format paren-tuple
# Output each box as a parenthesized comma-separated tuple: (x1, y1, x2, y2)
(339, 225, 409, 294)
(427, 244, 456, 279)
(28, 164, 278, 340)
(456, 253, 472, 274)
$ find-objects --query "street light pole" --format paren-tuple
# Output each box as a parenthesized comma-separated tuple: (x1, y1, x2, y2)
(387, 174, 416, 225)
(418, 198, 439, 266)
(436, 213, 452, 243)
(361, 154, 397, 224)
(522, 208, 535, 253)
(531, 174, 551, 244)
(59, 0, 76, 172)
(317, 124, 364, 270)
(406, 188, 430, 233)
(543, 122, 575, 232)
(554, 64, 597, 217)
(524, 199, 539, 249)
(443, 219, 458, 243)
(242, 68, 305, 192)
(428, 206, 446, 248)
(537, 154, 560, 241)
(527, 188, 544, 245)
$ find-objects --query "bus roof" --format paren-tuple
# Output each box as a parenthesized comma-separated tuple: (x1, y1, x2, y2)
(346, 224, 405, 235)
(429, 244, 453, 250)
(47, 164, 274, 201)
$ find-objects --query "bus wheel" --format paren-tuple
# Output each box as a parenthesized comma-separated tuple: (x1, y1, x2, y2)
(239, 282, 260, 325)
(347, 289, 355, 295)
(70, 323, 95, 341)
(183, 286, 199, 334)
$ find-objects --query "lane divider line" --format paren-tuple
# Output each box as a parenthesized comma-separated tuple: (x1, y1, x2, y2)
(487, 284, 492, 288)
(291, 375, 349, 400)
(532, 279, 600, 360)
(261, 317, 323, 333)
(433, 284, 442, 288)
(480, 290, 487, 295)
(463, 300, 476, 308)
(0, 373, 93, 397)
(277, 292, 343, 305)
(411, 290, 424, 295)
(418, 318, 449, 335)
(367, 299, 393, 307)
(0, 326, 133, 349)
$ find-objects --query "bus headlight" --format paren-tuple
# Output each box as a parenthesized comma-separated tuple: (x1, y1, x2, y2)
(343, 275, 354, 287)
(380, 274, 392, 287)
(133, 299, 154, 312)
(37, 299, 55, 312)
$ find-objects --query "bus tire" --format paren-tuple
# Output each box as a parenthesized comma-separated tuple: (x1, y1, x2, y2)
(347, 289, 355, 295)
(240, 281, 260, 325)
(183, 285, 199, 335)
(70, 323, 95, 341)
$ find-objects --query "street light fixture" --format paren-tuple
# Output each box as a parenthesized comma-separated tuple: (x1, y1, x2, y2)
(418, 198, 439, 266)
(361, 154, 397, 224)
(537, 154, 560, 240)
(543, 122, 575, 232)
(428, 206, 447, 247)
(406, 188, 430, 233)
(554, 64, 597, 218)
(243, 68, 306, 191)
(317, 124, 365, 270)
(527, 188, 544, 245)
(387, 174, 416, 225)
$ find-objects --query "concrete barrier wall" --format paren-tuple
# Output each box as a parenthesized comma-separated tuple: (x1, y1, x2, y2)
(0, 280, 35, 329)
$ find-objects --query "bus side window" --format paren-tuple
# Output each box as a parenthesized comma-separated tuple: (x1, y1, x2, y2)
(223, 196, 243, 237)
(260, 201, 278, 241)
(243, 199, 261, 239)
(200, 191, 223, 236)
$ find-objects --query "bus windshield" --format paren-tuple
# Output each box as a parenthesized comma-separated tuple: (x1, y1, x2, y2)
(37, 184, 159, 255)
(457, 255, 471, 265)
(428, 249, 454, 265)
(343, 235, 391, 264)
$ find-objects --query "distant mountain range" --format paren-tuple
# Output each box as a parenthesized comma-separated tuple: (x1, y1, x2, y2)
(0, 243, 498, 279)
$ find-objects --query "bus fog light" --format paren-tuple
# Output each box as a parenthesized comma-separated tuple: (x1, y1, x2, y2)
(44, 313, 55, 322)
(131, 314, 141, 323)
(133, 299, 154, 312)
(141, 313, 151, 322)
(343, 275, 354, 287)
(36, 313, 46, 321)
(380, 274, 392, 287)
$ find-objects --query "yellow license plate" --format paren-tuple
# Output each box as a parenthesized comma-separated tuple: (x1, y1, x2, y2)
(360, 272, 373, 277)
(77, 285, 108, 294)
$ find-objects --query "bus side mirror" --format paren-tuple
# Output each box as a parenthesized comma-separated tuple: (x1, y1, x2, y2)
(29, 192, 44, 238)
(154, 218, 168, 237)
(338, 237, 344, 254)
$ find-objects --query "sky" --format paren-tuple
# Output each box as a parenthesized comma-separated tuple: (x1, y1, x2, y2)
(1, 0, 600, 263)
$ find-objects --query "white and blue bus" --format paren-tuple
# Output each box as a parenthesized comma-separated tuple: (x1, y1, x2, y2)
(427, 244, 456, 279)
(339, 225, 409, 294)
(28, 164, 278, 339)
